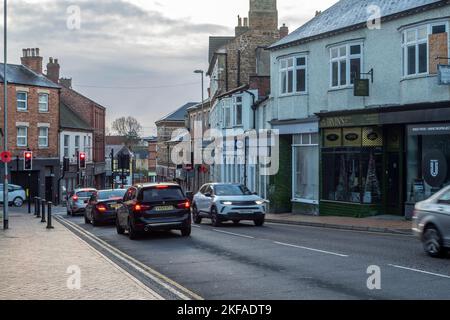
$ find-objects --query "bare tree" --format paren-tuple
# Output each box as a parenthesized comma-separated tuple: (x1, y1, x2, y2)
(111, 116, 143, 146)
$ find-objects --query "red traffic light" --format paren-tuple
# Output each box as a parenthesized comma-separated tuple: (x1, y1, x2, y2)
(25, 152, 32, 159)
(80, 153, 86, 159)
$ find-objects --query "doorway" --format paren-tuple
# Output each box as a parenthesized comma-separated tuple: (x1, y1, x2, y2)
(384, 126, 404, 215)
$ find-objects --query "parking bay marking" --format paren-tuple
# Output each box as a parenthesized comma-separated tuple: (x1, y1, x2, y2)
(388, 264, 450, 280)
(56, 216, 203, 300)
(273, 241, 349, 258)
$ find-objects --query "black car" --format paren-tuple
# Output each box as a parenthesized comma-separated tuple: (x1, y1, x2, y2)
(85, 189, 127, 226)
(116, 183, 192, 240)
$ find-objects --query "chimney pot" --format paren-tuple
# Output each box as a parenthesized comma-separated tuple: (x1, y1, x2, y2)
(36, 48, 40, 56)
(244, 17, 248, 27)
(238, 15, 242, 27)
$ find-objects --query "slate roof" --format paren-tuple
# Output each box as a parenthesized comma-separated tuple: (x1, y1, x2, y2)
(270, 0, 444, 49)
(0, 63, 60, 89)
(156, 102, 198, 124)
(209, 36, 235, 62)
(60, 102, 92, 131)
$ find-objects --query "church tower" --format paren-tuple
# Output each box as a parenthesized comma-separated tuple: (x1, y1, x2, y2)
(249, 0, 278, 31)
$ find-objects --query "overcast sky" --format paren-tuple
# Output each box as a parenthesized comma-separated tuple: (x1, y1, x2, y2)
(1, 0, 336, 136)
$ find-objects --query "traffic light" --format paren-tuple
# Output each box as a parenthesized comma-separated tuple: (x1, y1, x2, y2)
(79, 152, 86, 169)
(24, 151, 33, 171)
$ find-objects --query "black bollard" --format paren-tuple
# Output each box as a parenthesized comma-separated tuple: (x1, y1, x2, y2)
(47, 202, 54, 229)
(28, 192, 31, 214)
(41, 200, 47, 223)
(36, 198, 41, 218)
(34, 197, 38, 216)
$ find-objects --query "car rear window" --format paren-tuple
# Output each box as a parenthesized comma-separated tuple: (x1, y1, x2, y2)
(98, 190, 126, 200)
(77, 191, 96, 198)
(140, 187, 185, 202)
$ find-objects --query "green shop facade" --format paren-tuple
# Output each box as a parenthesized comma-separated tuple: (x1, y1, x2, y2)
(318, 103, 450, 218)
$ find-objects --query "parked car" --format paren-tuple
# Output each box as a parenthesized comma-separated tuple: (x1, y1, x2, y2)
(116, 183, 191, 240)
(192, 183, 267, 227)
(0, 184, 27, 207)
(67, 188, 97, 216)
(413, 186, 450, 257)
(85, 189, 127, 226)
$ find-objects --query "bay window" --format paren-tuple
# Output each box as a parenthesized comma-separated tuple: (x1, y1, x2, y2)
(280, 55, 307, 95)
(330, 43, 362, 88)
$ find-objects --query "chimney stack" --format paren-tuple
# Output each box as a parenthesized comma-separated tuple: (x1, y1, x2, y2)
(59, 78, 72, 89)
(46, 57, 60, 84)
(21, 48, 43, 74)
(235, 15, 249, 37)
(279, 23, 289, 39)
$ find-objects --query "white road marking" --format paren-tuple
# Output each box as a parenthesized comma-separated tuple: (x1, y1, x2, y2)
(273, 241, 349, 258)
(388, 264, 450, 280)
(191, 225, 201, 228)
(212, 229, 255, 239)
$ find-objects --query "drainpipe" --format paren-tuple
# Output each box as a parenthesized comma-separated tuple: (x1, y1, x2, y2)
(237, 50, 241, 87)
(242, 89, 257, 189)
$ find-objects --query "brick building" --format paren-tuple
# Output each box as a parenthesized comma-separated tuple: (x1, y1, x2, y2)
(45, 58, 107, 190)
(0, 48, 61, 202)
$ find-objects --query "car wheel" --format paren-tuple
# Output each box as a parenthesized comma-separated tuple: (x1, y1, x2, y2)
(254, 218, 265, 227)
(423, 226, 443, 258)
(128, 219, 139, 240)
(13, 197, 24, 207)
(116, 218, 125, 235)
(211, 207, 221, 227)
(192, 204, 202, 224)
(181, 224, 191, 237)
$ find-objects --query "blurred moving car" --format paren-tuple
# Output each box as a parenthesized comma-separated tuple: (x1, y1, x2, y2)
(67, 188, 97, 216)
(116, 183, 191, 240)
(85, 189, 127, 226)
(413, 186, 450, 257)
(0, 184, 27, 207)
(192, 183, 267, 227)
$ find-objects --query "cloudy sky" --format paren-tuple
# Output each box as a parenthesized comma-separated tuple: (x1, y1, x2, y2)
(1, 0, 336, 136)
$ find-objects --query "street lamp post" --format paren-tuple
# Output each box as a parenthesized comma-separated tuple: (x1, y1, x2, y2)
(3, 0, 8, 230)
(194, 70, 204, 190)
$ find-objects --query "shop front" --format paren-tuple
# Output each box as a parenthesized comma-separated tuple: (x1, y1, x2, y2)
(319, 112, 404, 217)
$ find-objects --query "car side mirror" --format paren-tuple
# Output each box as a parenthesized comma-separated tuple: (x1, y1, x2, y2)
(204, 193, 212, 198)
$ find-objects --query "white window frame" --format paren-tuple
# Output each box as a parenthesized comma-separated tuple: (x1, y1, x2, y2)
(279, 55, 308, 95)
(38, 93, 49, 112)
(64, 135, 70, 158)
(223, 105, 232, 128)
(38, 127, 49, 148)
(17, 126, 28, 147)
(75, 135, 80, 155)
(17, 92, 28, 111)
(233, 95, 243, 126)
(329, 43, 363, 89)
(402, 22, 449, 77)
(292, 133, 319, 205)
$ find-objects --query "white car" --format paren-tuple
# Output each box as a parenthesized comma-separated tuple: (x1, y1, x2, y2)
(0, 184, 27, 207)
(192, 183, 267, 227)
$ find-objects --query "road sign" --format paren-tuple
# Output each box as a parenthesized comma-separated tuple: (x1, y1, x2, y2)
(0, 151, 12, 163)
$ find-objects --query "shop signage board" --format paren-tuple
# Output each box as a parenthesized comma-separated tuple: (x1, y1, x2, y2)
(320, 113, 380, 128)
(438, 64, 450, 85)
(408, 123, 450, 136)
(423, 150, 448, 188)
(354, 79, 370, 96)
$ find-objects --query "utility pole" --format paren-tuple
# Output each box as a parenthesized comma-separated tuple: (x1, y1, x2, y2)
(3, 0, 8, 230)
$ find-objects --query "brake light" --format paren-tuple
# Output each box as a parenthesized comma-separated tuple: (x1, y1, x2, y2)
(72, 195, 79, 201)
(96, 204, 107, 213)
(178, 201, 190, 209)
(134, 204, 152, 212)
(156, 185, 169, 189)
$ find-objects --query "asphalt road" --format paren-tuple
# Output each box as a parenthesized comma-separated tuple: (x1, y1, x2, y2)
(62, 213, 450, 300)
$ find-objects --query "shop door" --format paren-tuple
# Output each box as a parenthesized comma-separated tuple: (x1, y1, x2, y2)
(385, 152, 402, 215)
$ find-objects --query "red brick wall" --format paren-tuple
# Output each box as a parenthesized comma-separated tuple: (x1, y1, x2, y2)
(0, 83, 59, 158)
(60, 87, 106, 163)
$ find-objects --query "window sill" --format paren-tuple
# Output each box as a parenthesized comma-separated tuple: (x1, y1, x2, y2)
(400, 73, 436, 82)
(328, 86, 353, 92)
(279, 92, 308, 98)
(17, 110, 28, 113)
(292, 199, 319, 205)
(38, 111, 50, 114)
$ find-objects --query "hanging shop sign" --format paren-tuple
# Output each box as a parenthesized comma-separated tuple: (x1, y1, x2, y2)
(354, 79, 370, 96)
(438, 64, 450, 85)
(423, 150, 448, 188)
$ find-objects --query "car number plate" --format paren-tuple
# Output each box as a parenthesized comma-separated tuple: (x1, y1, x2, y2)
(155, 206, 174, 211)
(111, 204, 120, 209)
(240, 211, 254, 214)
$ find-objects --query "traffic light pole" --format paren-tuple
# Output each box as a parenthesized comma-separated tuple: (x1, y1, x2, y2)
(3, 0, 9, 230)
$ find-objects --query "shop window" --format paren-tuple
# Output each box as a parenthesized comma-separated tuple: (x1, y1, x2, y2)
(293, 133, 319, 203)
(322, 147, 383, 204)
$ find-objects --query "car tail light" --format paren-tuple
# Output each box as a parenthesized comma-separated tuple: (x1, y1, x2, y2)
(96, 204, 107, 213)
(72, 195, 79, 201)
(178, 201, 190, 209)
(156, 185, 169, 189)
(133, 204, 152, 212)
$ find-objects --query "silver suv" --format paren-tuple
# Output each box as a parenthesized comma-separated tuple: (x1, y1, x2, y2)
(192, 183, 267, 227)
(413, 186, 450, 257)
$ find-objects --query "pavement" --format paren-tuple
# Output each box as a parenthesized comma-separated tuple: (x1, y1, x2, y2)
(265, 213, 412, 235)
(0, 209, 162, 300)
